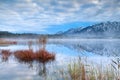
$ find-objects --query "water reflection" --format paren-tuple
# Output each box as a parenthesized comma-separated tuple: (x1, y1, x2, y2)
(0, 49, 55, 79)
(50, 39, 120, 56)
(0, 39, 120, 79)
(14, 49, 55, 77)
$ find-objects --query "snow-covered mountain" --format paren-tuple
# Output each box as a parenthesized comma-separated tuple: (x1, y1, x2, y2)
(61, 22, 120, 38)
(63, 27, 83, 34)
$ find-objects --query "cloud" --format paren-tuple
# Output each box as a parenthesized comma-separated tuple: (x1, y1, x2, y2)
(0, 0, 120, 33)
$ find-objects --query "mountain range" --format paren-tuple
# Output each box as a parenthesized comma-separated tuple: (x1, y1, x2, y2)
(58, 21, 120, 38)
(0, 22, 120, 38)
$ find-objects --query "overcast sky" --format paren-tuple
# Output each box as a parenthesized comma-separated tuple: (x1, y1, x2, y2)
(0, 0, 120, 34)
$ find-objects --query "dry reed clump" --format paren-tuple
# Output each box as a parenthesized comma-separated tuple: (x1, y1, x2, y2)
(14, 50, 35, 63)
(111, 58, 120, 80)
(68, 58, 86, 80)
(14, 49, 55, 64)
(0, 49, 12, 62)
(35, 49, 55, 63)
(14, 37, 55, 64)
(67, 57, 120, 80)
(38, 37, 47, 45)
(38, 37, 47, 49)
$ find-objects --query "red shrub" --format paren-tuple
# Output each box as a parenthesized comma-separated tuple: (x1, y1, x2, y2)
(14, 48, 55, 64)
(35, 49, 55, 63)
(1, 50, 12, 62)
(14, 50, 34, 63)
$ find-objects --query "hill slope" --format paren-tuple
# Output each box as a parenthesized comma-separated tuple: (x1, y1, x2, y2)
(61, 22, 120, 38)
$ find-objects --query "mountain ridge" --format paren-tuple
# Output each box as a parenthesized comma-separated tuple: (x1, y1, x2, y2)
(59, 21, 120, 38)
(0, 21, 120, 38)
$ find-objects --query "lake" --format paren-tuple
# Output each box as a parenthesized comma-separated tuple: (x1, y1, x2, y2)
(0, 39, 120, 80)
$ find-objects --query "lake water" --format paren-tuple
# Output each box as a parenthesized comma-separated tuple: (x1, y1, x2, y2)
(0, 39, 120, 80)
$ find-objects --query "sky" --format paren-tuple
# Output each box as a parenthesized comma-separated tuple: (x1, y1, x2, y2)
(0, 0, 120, 34)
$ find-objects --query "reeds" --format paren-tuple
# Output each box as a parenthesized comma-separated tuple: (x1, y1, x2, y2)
(14, 49, 55, 64)
(38, 36, 47, 49)
(0, 49, 12, 62)
(111, 57, 120, 80)
(67, 57, 120, 80)
(14, 37, 55, 64)
(14, 50, 34, 63)
(35, 48, 55, 63)
(13, 37, 55, 78)
(68, 58, 86, 80)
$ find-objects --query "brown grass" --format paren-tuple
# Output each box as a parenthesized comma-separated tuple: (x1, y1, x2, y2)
(67, 57, 120, 80)
(38, 37, 47, 45)
(14, 49, 55, 64)
(0, 49, 12, 62)
(38, 37, 47, 49)
(14, 50, 34, 63)
(35, 48, 55, 63)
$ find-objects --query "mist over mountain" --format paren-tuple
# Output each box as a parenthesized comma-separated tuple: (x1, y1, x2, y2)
(60, 22, 120, 38)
